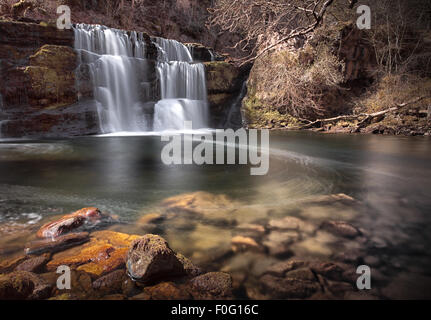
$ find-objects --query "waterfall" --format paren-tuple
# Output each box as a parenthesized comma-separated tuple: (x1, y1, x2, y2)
(74, 24, 151, 133)
(153, 38, 209, 131)
(73, 24, 209, 133)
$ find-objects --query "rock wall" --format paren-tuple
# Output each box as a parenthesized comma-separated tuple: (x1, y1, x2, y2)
(204, 61, 244, 128)
(0, 20, 99, 138)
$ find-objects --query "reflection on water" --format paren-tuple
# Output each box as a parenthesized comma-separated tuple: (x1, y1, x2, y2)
(1, 131, 431, 299)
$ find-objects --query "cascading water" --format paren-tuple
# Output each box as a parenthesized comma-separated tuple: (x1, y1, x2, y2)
(73, 24, 209, 133)
(74, 24, 153, 133)
(153, 38, 209, 131)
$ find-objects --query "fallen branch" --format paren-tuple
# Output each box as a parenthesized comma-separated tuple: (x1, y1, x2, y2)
(293, 95, 431, 130)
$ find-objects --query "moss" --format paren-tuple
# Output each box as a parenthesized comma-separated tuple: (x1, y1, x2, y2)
(243, 87, 299, 129)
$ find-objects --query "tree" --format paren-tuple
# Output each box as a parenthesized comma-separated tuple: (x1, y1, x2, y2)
(207, 0, 336, 65)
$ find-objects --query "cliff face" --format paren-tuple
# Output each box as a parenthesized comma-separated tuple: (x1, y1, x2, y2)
(0, 21, 100, 137)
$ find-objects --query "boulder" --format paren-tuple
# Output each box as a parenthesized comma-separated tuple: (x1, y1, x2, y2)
(36, 207, 102, 238)
(126, 235, 185, 283)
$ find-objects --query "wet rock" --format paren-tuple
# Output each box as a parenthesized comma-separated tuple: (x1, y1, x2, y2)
(189, 272, 233, 299)
(264, 259, 309, 277)
(231, 236, 263, 253)
(268, 216, 317, 234)
(24, 232, 90, 255)
(175, 253, 203, 277)
(47, 231, 140, 278)
(25, 232, 90, 255)
(310, 262, 349, 282)
(285, 268, 316, 282)
(259, 274, 320, 299)
(0, 271, 52, 300)
(15, 255, 49, 273)
(51, 270, 95, 300)
(92, 270, 126, 295)
(143, 282, 191, 300)
(122, 278, 140, 297)
(126, 234, 185, 284)
(36, 207, 102, 238)
(321, 221, 361, 238)
(0, 255, 28, 273)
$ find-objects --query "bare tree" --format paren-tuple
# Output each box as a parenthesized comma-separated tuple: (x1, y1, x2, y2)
(207, 0, 336, 65)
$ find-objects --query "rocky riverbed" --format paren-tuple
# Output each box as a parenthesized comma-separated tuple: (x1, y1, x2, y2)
(2, 190, 429, 300)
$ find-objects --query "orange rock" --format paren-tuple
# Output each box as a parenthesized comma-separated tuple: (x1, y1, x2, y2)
(46, 231, 140, 278)
(37, 207, 102, 239)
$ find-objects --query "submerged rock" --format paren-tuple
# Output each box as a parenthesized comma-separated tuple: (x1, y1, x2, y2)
(0, 255, 28, 274)
(259, 274, 320, 299)
(126, 234, 185, 284)
(264, 259, 309, 278)
(231, 236, 263, 253)
(268, 216, 317, 234)
(189, 272, 233, 299)
(175, 253, 203, 277)
(321, 221, 361, 238)
(15, 255, 49, 273)
(143, 282, 191, 300)
(161, 191, 238, 226)
(25, 232, 90, 255)
(36, 207, 102, 238)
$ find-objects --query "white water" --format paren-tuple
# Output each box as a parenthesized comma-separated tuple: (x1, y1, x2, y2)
(73, 25, 209, 133)
(154, 38, 209, 131)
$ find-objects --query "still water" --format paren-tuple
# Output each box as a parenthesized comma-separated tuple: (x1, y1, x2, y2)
(1, 131, 431, 299)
